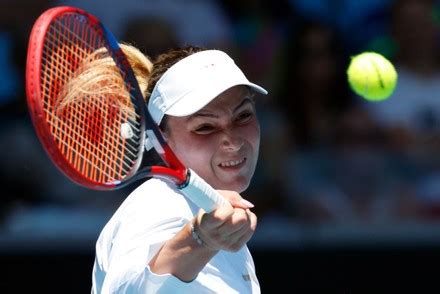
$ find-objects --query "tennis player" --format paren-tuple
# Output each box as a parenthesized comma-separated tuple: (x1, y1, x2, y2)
(91, 45, 267, 293)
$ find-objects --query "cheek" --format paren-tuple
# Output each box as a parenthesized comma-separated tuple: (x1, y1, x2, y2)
(167, 133, 215, 169)
(247, 121, 261, 152)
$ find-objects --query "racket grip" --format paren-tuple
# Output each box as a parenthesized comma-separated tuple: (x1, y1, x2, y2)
(180, 169, 231, 213)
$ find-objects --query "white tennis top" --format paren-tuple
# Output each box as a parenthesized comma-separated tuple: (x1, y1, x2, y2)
(92, 178, 260, 293)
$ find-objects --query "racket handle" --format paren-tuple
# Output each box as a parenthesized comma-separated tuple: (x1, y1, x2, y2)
(180, 169, 231, 213)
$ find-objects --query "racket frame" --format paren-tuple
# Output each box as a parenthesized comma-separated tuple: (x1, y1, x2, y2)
(26, 6, 187, 190)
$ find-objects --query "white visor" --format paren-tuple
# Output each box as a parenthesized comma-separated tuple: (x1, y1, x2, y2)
(148, 50, 268, 124)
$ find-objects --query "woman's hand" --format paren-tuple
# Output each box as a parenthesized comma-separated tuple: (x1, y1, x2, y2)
(194, 190, 257, 252)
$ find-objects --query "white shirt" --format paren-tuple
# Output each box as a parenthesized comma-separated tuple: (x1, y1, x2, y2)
(92, 178, 260, 293)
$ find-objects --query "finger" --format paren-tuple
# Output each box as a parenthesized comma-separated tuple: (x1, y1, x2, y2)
(230, 228, 254, 252)
(225, 209, 257, 249)
(217, 190, 254, 209)
(222, 225, 254, 252)
(234, 198, 254, 209)
(227, 210, 256, 246)
(216, 208, 250, 236)
(195, 209, 235, 250)
(199, 205, 234, 231)
(247, 209, 257, 232)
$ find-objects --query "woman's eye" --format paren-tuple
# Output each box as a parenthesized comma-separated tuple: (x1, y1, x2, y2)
(194, 125, 215, 134)
(236, 111, 253, 123)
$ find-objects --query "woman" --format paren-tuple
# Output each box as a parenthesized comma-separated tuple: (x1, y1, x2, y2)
(91, 45, 267, 293)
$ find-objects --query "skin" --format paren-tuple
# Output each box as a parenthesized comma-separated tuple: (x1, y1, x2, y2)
(149, 85, 259, 281)
(166, 85, 260, 193)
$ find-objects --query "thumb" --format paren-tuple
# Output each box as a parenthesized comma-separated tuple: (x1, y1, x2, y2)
(216, 190, 254, 209)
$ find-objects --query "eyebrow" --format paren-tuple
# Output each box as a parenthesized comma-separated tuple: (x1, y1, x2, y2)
(187, 97, 254, 120)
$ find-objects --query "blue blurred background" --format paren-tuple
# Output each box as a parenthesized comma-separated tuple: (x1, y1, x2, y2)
(2, 0, 440, 292)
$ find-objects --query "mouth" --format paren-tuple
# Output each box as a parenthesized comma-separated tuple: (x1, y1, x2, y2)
(218, 157, 246, 168)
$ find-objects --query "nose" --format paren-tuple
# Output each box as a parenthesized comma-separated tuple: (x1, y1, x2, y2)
(220, 130, 244, 152)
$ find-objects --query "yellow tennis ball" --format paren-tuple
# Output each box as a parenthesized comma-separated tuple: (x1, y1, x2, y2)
(347, 52, 398, 101)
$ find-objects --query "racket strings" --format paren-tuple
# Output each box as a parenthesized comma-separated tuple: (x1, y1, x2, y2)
(43, 100, 134, 174)
(40, 79, 140, 161)
(40, 13, 143, 183)
(47, 16, 142, 128)
(44, 18, 139, 120)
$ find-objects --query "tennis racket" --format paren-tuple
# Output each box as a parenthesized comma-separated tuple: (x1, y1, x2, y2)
(25, 6, 229, 212)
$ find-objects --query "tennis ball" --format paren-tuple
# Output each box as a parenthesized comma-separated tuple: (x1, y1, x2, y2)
(347, 52, 397, 101)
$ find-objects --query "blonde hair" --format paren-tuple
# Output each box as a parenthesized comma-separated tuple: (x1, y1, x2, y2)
(57, 43, 153, 118)
(56, 44, 206, 127)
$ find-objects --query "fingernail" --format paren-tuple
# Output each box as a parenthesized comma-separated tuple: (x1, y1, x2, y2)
(241, 199, 255, 208)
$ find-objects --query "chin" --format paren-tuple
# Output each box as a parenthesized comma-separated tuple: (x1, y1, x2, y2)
(210, 168, 254, 192)
(225, 178, 251, 193)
